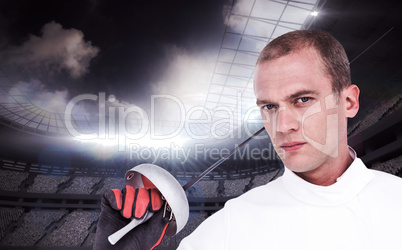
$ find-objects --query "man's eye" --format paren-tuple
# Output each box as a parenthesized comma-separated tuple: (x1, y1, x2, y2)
(297, 97, 310, 103)
(263, 104, 275, 110)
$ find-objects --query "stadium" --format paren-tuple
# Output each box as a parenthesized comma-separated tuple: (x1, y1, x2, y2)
(0, 0, 401, 249)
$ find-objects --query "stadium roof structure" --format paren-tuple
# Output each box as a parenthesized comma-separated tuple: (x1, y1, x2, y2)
(202, 0, 322, 136)
(0, 73, 71, 136)
(0, 72, 100, 137)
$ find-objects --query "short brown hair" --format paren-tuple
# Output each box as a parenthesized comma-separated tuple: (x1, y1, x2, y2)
(256, 30, 351, 95)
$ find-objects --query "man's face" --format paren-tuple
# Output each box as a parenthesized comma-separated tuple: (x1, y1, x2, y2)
(254, 48, 348, 174)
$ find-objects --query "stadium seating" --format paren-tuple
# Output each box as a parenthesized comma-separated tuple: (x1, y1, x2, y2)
(0, 169, 29, 191)
(2, 209, 66, 246)
(61, 176, 102, 194)
(37, 211, 99, 247)
(28, 174, 70, 193)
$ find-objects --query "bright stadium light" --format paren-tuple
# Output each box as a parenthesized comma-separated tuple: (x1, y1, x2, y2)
(73, 134, 119, 146)
(311, 11, 319, 17)
(139, 136, 188, 148)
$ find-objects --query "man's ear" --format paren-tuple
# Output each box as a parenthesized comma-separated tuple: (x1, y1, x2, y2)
(343, 84, 360, 118)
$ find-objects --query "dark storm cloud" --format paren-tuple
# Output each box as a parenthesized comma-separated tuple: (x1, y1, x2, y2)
(0, 20, 99, 113)
(0, 0, 227, 120)
(1, 21, 99, 79)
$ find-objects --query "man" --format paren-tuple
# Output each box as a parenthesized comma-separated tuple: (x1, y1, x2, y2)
(95, 30, 402, 249)
(178, 30, 402, 249)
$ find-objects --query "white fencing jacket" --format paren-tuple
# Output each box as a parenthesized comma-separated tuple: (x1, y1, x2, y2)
(178, 150, 402, 250)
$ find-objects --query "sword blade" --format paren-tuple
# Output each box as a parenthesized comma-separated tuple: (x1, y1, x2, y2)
(182, 127, 265, 191)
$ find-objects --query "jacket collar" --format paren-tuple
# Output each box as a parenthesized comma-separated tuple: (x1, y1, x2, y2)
(281, 147, 373, 206)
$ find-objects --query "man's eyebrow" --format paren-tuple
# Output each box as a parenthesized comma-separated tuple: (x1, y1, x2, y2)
(256, 89, 319, 106)
(256, 98, 274, 106)
(287, 90, 319, 100)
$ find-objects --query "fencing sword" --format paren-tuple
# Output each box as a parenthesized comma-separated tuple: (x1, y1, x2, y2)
(108, 127, 266, 244)
(182, 127, 265, 191)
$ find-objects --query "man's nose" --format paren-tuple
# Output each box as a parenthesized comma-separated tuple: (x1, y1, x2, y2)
(276, 108, 299, 133)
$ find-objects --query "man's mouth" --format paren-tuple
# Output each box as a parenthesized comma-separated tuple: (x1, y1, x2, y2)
(280, 142, 307, 152)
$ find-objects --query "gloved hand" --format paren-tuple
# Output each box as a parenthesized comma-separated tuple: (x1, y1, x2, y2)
(93, 186, 170, 250)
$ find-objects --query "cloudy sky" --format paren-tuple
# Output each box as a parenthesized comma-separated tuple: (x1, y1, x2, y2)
(0, 0, 227, 115)
(2, 0, 401, 145)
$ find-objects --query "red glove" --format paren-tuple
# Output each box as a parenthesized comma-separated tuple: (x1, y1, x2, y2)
(110, 186, 163, 219)
(93, 186, 170, 250)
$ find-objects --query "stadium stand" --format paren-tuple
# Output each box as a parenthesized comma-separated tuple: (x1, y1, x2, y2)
(0, 169, 29, 191)
(181, 179, 220, 198)
(0, 207, 24, 240)
(28, 174, 70, 193)
(223, 177, 251, 197)
(195, 180, 220, 198)
(2, 209, 67, 246)
(371, 155, 402, 175)
(38, 211, 99, 247)
(348, 95, 401, 136)
(61, 176, 102, 194)
(251, 167, 284, 189)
